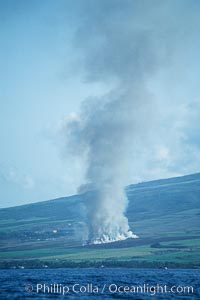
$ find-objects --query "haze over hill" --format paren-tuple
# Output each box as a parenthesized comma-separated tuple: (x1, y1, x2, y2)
(0, 172, 199, 240)
(0, 172, 199, 268)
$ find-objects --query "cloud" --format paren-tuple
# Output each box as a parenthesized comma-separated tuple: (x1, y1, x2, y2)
(0, 162, 35, 190)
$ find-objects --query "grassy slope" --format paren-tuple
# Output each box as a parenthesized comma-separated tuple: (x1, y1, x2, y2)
(0, 173, 200, 268)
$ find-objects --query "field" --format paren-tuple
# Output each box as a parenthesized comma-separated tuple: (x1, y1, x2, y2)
(0, 173, 200, 268)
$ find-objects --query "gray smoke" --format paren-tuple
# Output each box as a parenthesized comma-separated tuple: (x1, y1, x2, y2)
(66, 1, 167, 243)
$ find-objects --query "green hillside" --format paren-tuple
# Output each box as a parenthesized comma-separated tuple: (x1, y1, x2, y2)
(0, 173, 200, 268)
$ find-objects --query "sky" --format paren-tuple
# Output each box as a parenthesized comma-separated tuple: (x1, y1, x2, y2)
(0, 0, 200, 208)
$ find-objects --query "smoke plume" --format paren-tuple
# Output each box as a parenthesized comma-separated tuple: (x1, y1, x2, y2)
(66, 1, 166, 243)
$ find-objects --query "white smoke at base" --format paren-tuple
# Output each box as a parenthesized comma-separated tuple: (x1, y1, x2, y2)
(92, 233, 138, 245)
(86, 187, 138, 244)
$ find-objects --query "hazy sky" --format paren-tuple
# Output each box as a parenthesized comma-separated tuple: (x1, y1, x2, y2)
(0, 0, 200, 208)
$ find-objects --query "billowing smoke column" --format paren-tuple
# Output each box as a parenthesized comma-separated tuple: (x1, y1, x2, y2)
(68, 89, 142, 243)
(67, 1, 163, 244)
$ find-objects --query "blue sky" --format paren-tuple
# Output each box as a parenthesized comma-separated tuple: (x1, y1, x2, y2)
(0, 0, 200, 207)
